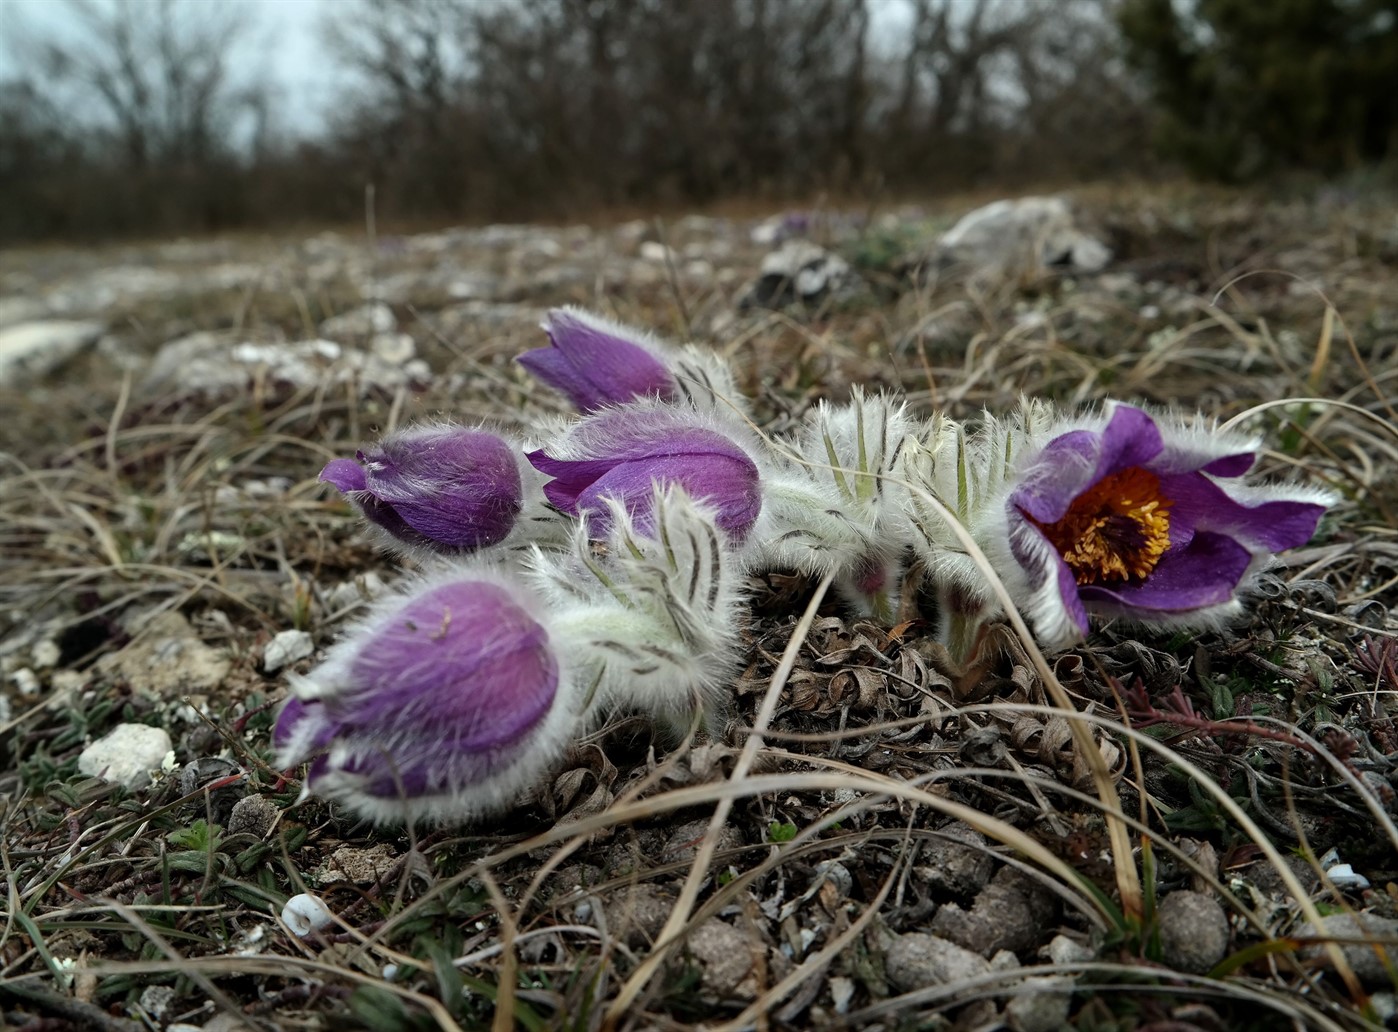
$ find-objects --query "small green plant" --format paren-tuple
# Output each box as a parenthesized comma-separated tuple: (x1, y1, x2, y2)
(767, 820, 799, 843)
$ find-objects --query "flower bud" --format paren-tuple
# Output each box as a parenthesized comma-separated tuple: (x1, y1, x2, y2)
(320, 423, 523, 554)
(526, 402, 763, 543)
(518, 308, 678, 412)
(274, 570, 578, 824)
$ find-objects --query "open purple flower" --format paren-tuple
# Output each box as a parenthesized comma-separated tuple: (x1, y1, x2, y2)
(526, 403, 762, 542)
(320, 423, 523, 554)
(274, 572, 576, 824)
(518, 308, 678, 412)
(995, 403, 1330, 648)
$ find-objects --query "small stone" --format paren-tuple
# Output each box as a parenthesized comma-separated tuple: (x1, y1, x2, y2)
(139, 984, 177, 1019)
(1299, 913, 1398, 986)
(78, 724, 173, 790)
(179, 756, 245, 822)
(828, 975, 855, 1014)
(920, 820, 995, 897)
(1157, 890, 1229, 974)
(1004, 975, 1074, 1032)
(1045, 933, 1094, 967)
(639, 241, 673, 263)
(319, 844, 398, 884)
(320, 302, 395, 339)
(604, 884, 675, 948)
(929, 866, 1055, 957)
(32, 639, 61, 669)
(685, 920, 756, 997)
(741, 240, 865, 310)
(325, 573, 388, 614)
(263, 629, 314, 673)
(10, 667, 39, 696)
(663, 819, 744, 865)
(228, 794, 279, 838)
(0, 319, 104, 381)
(100, 610, 230, 699)
(884, 932, 990, 992)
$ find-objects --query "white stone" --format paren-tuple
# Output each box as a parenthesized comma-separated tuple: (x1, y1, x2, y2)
(32, 639, 61, 670)
(370, 331, 416, 364)
(282, 892, 335, 936)
(263, 630, 314, 673)
(0, 320, 105, 382)
(938, 196, 1111, 276)
(319, 302, 395, 339)
(11, 667, 39, 695)
(78, 724, 173, 789)
(639, 241, 673, 263)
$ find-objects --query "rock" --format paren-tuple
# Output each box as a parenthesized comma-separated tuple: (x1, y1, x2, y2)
(98, 611, 230, 699)
(1299, 913, 1398, 986)
(885, 932, 991, 992)
(263, 629, 314, 673)
(685, 919, 756, 997)
(929, 867, 1056, 957)
(604, 884, 675, 948)
(139, 984, 177, 1019)
(324, 572, 389, 614)
(639, 241, 674, 263)
(319, 302, 395, 339)
(370, 332, 416, 364)
(78, 724, 173, 789)
(0, 319, 104, 382)
(936, 197, 1111, 277)
(10, 667, 39, 696)
(663, 819, 744, 865)
(141, 331, 430, 399)
(180, 756, 245, 823)
(228, 794, 279, 838)
(1045, 933, 1094, 967)
(0, 296, 49, 329)
(1157, 890, 1229, 974)
(1004, 975, 1074, 1032)
(919, 820, 995, 897)
(741, 240, 865, 310)
(318, 844, 398, 884)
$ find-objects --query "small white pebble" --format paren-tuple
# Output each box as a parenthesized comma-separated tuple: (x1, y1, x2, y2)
(264, 630, 314, 673)
(281, 893, 335, 936)
(1326, 863, 1371, 890)
(32, 640, 61, 669)
(382, 964, 400, 980)
(11, 667, 40, 696)
(78, 724, 174, 789)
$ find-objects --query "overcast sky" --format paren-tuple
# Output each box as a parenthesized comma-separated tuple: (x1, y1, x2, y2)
(0, 0, 344, 131)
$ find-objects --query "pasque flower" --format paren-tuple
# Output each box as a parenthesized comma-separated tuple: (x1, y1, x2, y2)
(274, 569, 579, 824)
(518, 307, 745, 416)
(526, 402, 763, 542)
(906, 402, 1332, 653)
(320, 423, 524, 555)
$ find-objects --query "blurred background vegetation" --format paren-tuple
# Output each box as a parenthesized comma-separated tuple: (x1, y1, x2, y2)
(1, 0, 1395, 243)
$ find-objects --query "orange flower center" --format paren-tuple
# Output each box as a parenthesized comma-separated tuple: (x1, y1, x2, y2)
(1030, 466, 1173, 586)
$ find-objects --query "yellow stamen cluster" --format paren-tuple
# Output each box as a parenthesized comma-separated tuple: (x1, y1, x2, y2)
(1032, 466, 1173, 586)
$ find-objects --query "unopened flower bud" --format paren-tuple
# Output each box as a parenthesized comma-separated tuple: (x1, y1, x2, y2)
(320, 423, 524, 555)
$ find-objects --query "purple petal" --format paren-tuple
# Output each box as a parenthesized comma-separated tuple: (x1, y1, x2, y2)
(518, 310, 676, 412)
(1013, 406, 1164, 524)
(325, 427, 523, 552)
(1078, 531, 1252, 614)
(528, 421, 761, 540)
(1157, 472, 1327, 553)
(320, 458, 367, 492)
(273, 697, 337, 760)
(1009, 515, 1090, 636)
(342, 582, 557, 750)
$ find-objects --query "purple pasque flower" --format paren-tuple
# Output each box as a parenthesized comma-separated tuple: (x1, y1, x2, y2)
(518, 307, 678, 412)
(525, 402, 763, 542)
(320, 423, 523, 554)
(274, 570, 577, 824)
(995, 403, 1331, 649)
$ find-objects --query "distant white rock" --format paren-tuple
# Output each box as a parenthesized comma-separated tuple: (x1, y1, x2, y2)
(141, 331, 430, 397)
(78, 723, 173, 789)
(0, 319, 105, 383)
(741, 240, 866, 310)
(319, 302, 395, 339)
(937, 197, 1111, 276)
(263, 629, 314, 673)
(0, 297, 49, 329)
